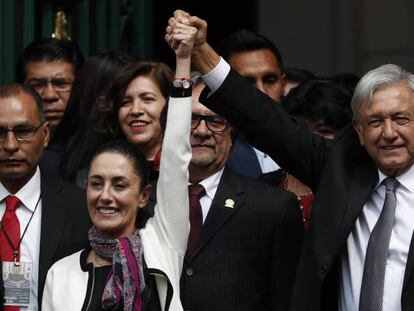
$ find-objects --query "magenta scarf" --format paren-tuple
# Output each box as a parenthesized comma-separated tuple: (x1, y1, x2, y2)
(88, 226, 145, 310)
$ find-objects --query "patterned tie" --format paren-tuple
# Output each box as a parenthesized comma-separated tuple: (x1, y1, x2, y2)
(359, 177, 399, 311)
(0, 195, 21, 311)
(187, 184, 205, 256)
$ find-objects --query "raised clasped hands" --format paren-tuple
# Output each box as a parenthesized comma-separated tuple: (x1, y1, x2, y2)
(166, 10, 209, 57)
(165, 11, 197, 59)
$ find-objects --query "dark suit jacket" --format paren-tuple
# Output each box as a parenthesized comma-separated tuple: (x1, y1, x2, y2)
(180, 167, 303, 311)
(199, 69, 414, 310)
(39, 144, 64, 178)
(0, 174, 91, 310)
(227, 134, 263, 178)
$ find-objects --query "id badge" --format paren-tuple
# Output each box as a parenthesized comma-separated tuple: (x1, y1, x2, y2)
(2, 261, 32, 306)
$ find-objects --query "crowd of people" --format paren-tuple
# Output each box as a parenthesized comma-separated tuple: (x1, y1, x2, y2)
(0, 8, 413, 311)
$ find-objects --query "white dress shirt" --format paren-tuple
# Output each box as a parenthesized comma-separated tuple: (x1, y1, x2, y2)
(253, 147, 280, 173)
(191, 168, 224, 223)
(339, 166, 414, 311)
(0, 167, 42, 311)
(202, 57, 230, 94)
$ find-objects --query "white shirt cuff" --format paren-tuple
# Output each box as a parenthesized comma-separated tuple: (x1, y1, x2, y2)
(202, 57, 231, 95)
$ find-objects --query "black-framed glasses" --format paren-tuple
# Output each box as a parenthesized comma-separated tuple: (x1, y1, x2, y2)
(191, 114, 228, 133)
(26, 78, 73, 93)
(0, 123, 44, 142)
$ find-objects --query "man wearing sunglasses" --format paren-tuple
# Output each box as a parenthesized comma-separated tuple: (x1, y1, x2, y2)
(180, 75, 303, 311)
(0, 84, 90, 310)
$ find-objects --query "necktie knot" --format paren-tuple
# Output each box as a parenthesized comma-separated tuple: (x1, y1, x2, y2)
(189, 184, 206, 199)
(383, 177, 399, 192)
(5, 195, 20, 212)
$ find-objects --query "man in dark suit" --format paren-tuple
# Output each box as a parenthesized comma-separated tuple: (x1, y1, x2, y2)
(217, 29, 285, 178)
(0, 84, 90, 310)
(179, 78, 303, 311)
(168, 10, 414, 311)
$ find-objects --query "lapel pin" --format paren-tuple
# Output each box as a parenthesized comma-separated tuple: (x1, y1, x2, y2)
(224, 199, 235, 209)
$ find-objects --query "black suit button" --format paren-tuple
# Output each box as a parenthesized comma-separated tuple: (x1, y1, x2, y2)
(186, 268, 194, 276)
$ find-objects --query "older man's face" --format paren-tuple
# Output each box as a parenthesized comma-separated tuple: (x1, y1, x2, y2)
(190, 84, 232, 178)
(353, 82, 414, 176)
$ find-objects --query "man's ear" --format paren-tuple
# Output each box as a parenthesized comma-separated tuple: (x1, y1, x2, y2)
(229, 127, 235, 148)
(280, 72, 287, 94)
(42, 121, 50, 148)
(352, 118, 365, 146)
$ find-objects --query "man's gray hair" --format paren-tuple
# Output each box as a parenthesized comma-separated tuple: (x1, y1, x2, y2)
(351, 64, 414, 117)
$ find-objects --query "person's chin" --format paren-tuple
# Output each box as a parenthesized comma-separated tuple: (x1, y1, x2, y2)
(0, 164, 27, 176)
(127, 134, 150, 147)
(191, 154, 215, 167)
(94, 222, 122, 237)
(379, 159, 411, 176)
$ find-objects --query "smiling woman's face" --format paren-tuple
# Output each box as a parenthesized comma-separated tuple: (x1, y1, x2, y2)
(87, 151, 149, 238)
(117, 76, 166, 159)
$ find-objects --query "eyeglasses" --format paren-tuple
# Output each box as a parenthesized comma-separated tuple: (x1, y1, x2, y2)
(0, 123, 44, 142)
(26, 78, 73, 93)
(191, 114, 228, 133)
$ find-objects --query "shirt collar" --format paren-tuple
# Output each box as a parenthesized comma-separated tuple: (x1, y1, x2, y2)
(191, 168, 224, 201)
(377, 165, 414, 193)
(0, 167, 42, 212)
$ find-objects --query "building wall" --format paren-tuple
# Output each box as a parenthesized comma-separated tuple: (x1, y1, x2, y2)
(258, 0, 414, 76)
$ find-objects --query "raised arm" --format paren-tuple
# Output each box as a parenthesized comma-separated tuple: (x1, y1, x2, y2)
(139, 18, 197, 311)
(167, 10, 330, 190)
(153, 20, 196, 252)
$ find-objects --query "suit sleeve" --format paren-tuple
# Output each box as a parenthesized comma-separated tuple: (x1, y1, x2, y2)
(200, 69, 329, 191)
(270, 192, 304, 310)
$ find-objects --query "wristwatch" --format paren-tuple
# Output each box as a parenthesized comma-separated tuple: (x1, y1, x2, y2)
(171, 78, 193, 97)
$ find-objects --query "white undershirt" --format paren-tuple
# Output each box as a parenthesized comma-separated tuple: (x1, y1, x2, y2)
(0, 167, 42, 311)
(339, 166, 414, 311)
(253, 147, 280, 173)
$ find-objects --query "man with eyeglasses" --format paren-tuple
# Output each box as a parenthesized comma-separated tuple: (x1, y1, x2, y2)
(17, 38, 84, 177)
(0, 84, 90, 310)
(18, 38, 83, 135)
(180, 76, 303, 311)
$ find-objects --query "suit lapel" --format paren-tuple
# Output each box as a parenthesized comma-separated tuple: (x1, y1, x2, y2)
(38, 176, 69, 289)
(336, 161, 378, 247)
(189, 168, 244, 258)
(403, 231, 414, 288)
